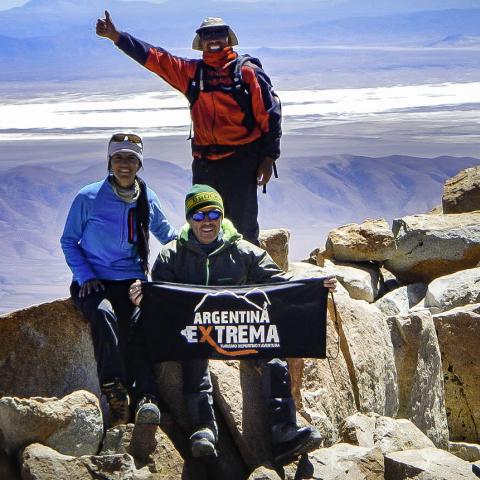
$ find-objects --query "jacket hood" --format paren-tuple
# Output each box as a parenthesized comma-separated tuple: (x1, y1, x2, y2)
(179, 218, 242, 247)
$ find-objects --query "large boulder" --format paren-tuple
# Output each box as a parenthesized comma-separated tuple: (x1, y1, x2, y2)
(374, 283, 427, 316)
(0, 390, 102, 457)
(425, 267, 480, 313)
(433, 304, 480, 443)
(334, 295, 398, 417)
(387, 311, 449, 448)
(341, 413, 435, 455)
(384, 212, 480, 283)
(293, 310, 357, 447)
(384, 447, 478, 479)
(21, 443, 150, 480)
(325, 219, 396, 262)
(327, 260, 381, 303)
(0, 299, 99, 398)
(443, 166, 480, 214)
(259, 228, 290, 271)
(284, 443, 384, 480)
(449, 442, 480, 462)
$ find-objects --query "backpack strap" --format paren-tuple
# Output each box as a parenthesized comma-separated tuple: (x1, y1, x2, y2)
(186, 60, 205, 107)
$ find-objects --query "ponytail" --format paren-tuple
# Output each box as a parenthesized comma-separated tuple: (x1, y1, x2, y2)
(135, 176, 150, 275)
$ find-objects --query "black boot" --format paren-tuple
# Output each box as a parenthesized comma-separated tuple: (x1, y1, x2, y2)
(189, 426, 218, 458)
(135, 395, 161, 425)
(272, 423, 322, 465)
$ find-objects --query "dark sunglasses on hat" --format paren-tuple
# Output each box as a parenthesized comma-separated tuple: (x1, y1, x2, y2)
(109, 133, 143, 145)
(199, 27, 229, 41)
(191, 210, 222, 222)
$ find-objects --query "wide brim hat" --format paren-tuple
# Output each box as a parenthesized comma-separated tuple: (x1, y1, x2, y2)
(192, 17, 238, 51)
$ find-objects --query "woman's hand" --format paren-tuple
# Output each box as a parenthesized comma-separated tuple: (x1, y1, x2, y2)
(129, 279, 143, 306)
(323, 276, 337, 293)
(79, 279, 105, 298)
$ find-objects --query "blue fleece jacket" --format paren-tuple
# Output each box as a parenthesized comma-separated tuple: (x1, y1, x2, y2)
(60, 178, 177, 285)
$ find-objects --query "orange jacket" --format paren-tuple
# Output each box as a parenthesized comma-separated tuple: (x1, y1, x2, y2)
(116, 33, 281, 160)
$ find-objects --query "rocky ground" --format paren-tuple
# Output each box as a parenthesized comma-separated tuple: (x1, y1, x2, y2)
(1, 166, 480, 479)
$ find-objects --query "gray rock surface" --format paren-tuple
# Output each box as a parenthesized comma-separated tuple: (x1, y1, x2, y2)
(449, 441, 480, 462)
(384, 447, 478, 479)
(325, 218, 396, 262)
(284, 443, 384, 480)
(443, 165, 480, 214)
(0, 390, 102, 457)
(425, 267, 480, 312)
(433, 304, 480, 443)
(384, 212, 480, 283)
(0, 299, 99, 399)
(335, 295, 398, 417)
(259, 228, 290, 271)
(387, 311, 449, 447)
(374, 283, 427, 316)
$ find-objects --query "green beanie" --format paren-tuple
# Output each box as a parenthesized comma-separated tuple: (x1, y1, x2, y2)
(185, 184, 224, 218)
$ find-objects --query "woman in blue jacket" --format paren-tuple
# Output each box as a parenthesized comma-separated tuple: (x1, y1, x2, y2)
(61, 132, 177, 427)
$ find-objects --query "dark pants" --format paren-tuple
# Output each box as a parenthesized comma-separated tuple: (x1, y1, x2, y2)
(192, 143, 262, 244)
(71, 280, 157, 400)
(182, 357, 295, 438)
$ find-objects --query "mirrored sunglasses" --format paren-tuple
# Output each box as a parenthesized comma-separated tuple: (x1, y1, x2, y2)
(191, 210, 222, 222)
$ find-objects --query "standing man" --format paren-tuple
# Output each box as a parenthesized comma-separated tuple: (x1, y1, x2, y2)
(96, 12, 281, 244)
(129, 185, 337, 464)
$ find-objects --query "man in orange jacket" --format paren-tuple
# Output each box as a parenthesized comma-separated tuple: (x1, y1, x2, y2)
(97, 12, 281, 244)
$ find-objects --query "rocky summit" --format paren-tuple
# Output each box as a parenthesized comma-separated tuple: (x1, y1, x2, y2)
(1, 166, 480, 479)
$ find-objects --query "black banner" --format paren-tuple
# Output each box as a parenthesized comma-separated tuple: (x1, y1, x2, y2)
(141, 278, 328, 361)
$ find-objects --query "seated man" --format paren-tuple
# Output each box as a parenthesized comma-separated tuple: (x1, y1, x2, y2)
(130, 184, 336, 464)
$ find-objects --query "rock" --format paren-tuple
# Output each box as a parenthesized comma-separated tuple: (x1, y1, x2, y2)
(341, 413, 435, 454)
(335, 295, 398, 416)
(425, 267, 480, 312)
(284, 443, 384, 480)
(384, 447, 478, 479)
(288, 262, 350, 297)
(384, 212, 480, 283)
(0, 299, 99, 398)
(433, 304, 480, 443)
(325, 218, 396, 262)
(340, 412, 377, 447)
(327, 260, 381, 303)
(449, 441, 480, 462)
(374, 283, 427, 316)
(443, 165, 480, 214)
(248, 465, 281, 479)
(373, 417, 435, 455)
(21, 443, 151, 480)
(387, 311, 449, 448)
(0, 390, 102, 457)
(294, 308, 357, 447)
(259, 228, 290, 271)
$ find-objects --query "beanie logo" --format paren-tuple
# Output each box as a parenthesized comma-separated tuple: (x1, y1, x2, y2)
(186, 192, 223, 211)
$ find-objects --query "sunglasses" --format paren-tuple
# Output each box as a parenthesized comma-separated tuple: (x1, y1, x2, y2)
(199, 28, 228, 41)
(109, 133, 143, 145)
(191, 210, 222, 222)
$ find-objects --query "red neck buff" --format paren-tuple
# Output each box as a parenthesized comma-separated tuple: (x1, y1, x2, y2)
(203, 47, 237, 69)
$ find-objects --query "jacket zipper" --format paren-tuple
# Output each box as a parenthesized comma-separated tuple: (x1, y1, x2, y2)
(205, 257, 210, 285)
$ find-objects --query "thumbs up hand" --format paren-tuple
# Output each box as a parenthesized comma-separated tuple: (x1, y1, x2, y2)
(96, 10, 120, 43)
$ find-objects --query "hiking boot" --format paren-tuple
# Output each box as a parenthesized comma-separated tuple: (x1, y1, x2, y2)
(272, 424, 322, 465)
(135, 395, 161, 425)
(190, 427, 217, 458)
(102, 379, 130, 427)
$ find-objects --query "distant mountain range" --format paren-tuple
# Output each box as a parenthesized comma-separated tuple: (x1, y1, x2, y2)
(1, 152, 478, 312)
(1, 0, 480, 81)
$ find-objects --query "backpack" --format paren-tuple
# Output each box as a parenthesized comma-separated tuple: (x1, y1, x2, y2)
(186, 54, 279, 134)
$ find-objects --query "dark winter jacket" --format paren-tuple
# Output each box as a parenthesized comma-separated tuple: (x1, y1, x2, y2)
(151, 219, 287, 286)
